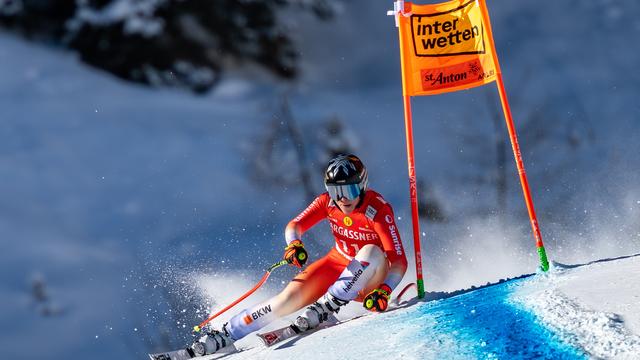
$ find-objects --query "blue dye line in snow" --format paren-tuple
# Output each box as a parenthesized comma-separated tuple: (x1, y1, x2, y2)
(388, 278, 587, 359)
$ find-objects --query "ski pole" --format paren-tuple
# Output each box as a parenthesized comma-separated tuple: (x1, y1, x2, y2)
(193, 259, 289, 333)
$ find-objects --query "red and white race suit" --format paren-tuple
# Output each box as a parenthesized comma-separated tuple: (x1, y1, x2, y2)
(285, 189, 408, 293)
(226, 189, 408, 340)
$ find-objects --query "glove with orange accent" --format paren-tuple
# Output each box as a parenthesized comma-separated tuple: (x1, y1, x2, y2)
(363, 284, 392, 312)
(284, 240, 308, 268)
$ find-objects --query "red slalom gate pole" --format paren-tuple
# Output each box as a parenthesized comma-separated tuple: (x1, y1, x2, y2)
(402, 94, 426, 298)
(479, 0, 549, 271)
(193, 259, 289, 333)
(394, 1, 425, 298)
(494, 75, 549, 271)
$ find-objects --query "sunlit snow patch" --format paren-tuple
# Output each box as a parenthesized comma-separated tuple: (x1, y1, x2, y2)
(511, 262, 640, 359)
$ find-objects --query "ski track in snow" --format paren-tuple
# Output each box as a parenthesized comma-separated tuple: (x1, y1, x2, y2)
(200, 307, 464, 360)
(198, 281, 585, 360)
(511, 257, 640, 360)
(514, 290, 640, 360)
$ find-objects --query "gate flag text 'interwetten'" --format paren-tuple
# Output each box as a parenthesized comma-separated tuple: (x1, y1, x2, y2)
(398, 0, 498, 96)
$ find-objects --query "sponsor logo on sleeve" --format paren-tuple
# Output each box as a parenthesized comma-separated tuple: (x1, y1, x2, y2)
(384, 214, 403, 256)
(365, 205, 378, 220)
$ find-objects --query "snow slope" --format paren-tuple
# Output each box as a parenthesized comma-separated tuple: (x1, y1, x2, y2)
(197, 254, 640, 360)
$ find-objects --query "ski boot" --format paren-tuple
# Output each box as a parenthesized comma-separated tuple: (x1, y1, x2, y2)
(189, 323, 236, 357)
(294, 292, 348, 331)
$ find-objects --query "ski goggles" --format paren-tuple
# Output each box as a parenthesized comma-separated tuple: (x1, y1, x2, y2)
(326, 183, 361, 201)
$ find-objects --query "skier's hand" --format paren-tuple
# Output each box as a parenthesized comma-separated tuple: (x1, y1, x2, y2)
(284, 240, 308, 267)
(363, 284, 392, 312)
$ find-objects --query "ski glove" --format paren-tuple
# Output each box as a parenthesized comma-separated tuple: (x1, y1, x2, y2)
(363, 284, 392, 312)
(284, 240, 308, 267)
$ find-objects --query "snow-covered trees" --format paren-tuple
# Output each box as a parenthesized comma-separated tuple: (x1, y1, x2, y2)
(0, 0, 342, 92)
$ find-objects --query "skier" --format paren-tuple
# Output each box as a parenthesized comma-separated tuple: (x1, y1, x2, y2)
(191, 154, 408, 356)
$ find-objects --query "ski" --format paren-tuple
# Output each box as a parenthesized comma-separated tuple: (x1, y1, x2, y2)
(257, 324, 301, 347)
(257, 314, 367, 347)
(148, 348, 194, 360)
(148, 343, 237, 360)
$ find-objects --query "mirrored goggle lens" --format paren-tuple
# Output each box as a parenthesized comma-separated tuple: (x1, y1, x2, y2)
(326, 184, 361, 201)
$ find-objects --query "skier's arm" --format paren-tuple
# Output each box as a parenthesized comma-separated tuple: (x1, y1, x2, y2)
(284, 194, 329, 245)
(372, 205, 408, 292)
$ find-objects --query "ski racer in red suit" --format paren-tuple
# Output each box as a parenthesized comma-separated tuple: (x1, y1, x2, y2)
(190, 154, 408, 356)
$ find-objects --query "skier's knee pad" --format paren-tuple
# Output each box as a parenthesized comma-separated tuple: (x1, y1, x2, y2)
(354, 244, 385, 267)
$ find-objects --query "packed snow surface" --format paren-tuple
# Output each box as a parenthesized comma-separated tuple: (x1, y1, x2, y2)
(194, 254, 640, 360)
(512, 255, 640, 359)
